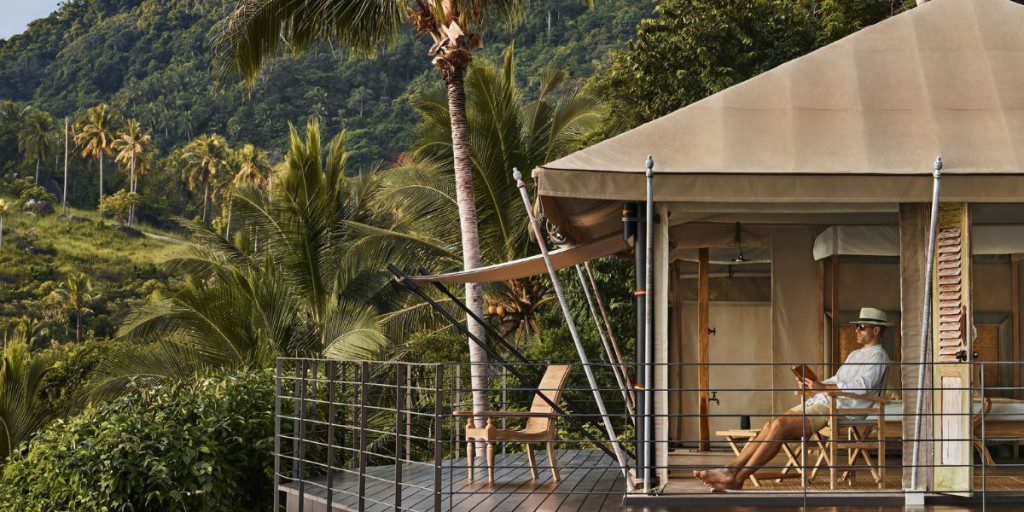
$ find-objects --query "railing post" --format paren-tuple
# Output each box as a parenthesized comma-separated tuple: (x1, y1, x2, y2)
(434, 364, 444, 511)
(274, 359, 283, 511)
(395, 363, 405, 512)
(296, 359, 308, 512)
(326, 360, 337, 511)
(358, 361, 369, 512)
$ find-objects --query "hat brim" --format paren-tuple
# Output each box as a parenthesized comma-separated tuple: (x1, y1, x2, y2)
(848, 319, 892, 326)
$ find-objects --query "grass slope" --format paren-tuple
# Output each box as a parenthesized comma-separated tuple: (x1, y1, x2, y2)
(0, 201, 180, 344)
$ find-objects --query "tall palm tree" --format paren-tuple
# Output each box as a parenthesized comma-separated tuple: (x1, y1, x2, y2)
(46, 273, 96, 343)
(361, 48, 605, 342)
(75, 105, 120, 203)
(181, 134, 229, 223)
(216, 0, 532, 423)
(0, 341, 55, 459)
(17, 109, 55, 184)
(112, 119, 155, 226)
(0, 199, 10, 253)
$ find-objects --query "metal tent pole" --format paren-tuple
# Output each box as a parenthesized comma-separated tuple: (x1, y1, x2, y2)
(513, 168, 633, 488)
(575, 264, 636, 418)
(910, 157, 943, 492)
(584, 261, 636, 398)
(642, 155, 655, 493)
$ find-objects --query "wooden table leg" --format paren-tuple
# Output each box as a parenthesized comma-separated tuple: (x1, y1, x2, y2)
(725, 435, 760, 487)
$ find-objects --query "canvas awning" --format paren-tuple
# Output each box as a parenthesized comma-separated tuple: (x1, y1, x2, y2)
(813, 225, 1024, 260)
(533, 0, 1024, 243)
(408, 233, 628, 284)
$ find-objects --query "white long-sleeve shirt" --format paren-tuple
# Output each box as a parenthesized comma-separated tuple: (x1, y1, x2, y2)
(804, 344, 890, 411)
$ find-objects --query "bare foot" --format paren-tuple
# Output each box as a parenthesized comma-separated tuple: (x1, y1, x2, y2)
(695, 468, 744, 492)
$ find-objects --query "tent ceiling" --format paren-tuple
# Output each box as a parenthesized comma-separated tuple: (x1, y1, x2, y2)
(535, 0, 1024, 242)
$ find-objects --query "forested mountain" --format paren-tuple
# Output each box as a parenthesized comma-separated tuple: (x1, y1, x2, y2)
(0, 0, 652, 171)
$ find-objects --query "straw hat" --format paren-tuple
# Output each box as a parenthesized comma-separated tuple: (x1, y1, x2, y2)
(850, 307, 891, 326)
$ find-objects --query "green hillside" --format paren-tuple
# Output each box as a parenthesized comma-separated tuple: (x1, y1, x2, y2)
(0, 200, 179, 346)
(0, 0, 652, 177)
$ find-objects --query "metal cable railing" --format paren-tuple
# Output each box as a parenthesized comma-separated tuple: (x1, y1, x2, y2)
(273, 358, 1024, 511)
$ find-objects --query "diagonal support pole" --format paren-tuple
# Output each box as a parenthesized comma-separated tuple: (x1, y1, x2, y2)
(513, 167, 632, 488)
(584, 261, 635, 394)
(575, 264, 636, 419)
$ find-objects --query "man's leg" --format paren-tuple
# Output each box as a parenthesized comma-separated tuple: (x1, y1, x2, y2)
(696, 414, 812, 491)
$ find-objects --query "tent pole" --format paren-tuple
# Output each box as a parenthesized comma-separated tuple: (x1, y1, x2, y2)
(512, 168, 633, 489)
(910, 157, 942, 492)
(575, 264, 636, 419)
(584, 261, 637, 401)
(387, 264, 629, 464)
(643, 155, 655, 492)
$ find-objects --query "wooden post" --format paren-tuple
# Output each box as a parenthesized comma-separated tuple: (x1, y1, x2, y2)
(818, 260, 826, 377)
(1013, 260, 1021, 400)
(830, 255, 840, 374)
(697, 247, 711, 451)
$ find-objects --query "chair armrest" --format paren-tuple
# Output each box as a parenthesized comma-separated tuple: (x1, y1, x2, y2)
(452, 411, 557, 418)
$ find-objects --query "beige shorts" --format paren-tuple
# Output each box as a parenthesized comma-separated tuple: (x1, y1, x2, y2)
(787, 402, 830, 433)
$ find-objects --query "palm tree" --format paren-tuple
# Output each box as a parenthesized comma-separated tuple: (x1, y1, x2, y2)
(105, 122, 389, 396)
(112, 119, 155, 226)
(75, 105, 120, 203)
(221, 143, 270, 237)
(0, 341, 55, 459)
(46, 273, 96, 343)
(10, 317, 47, 348)
(181, 134, 229, 223)
(359, 48, 604, 341)
(216, 0, 532, 423)
(17, 109, 55, 184)
(0, 199, 10, 253)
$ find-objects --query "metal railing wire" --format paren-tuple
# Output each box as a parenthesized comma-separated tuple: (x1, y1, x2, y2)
(274, 358, 1024, 511)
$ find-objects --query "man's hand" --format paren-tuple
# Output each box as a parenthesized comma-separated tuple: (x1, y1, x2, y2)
(801, 377, 826, 392)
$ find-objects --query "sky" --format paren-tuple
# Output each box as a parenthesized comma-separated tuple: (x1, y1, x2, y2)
(1, 0, 63, 39)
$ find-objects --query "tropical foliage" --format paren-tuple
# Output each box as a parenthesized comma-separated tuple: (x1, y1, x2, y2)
(99, 122, 389, 395)
(0, 369, 275, 512)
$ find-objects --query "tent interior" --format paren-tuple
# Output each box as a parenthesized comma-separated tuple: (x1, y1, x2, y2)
(660, 203, 1024, 490)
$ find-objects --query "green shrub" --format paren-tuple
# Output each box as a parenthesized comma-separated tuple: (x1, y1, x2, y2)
(0, 369, 275, 512)
(39, 341, 118, 414)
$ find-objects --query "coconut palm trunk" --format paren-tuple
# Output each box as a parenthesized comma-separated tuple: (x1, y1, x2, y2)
(98, 153, 105, 202)
(0, 215, 4, 252)
(35, 160, 40, 183)
(129, 152, 136, 226)
(63, 118, 69, 215)
(203, 182, 210, 223)
(444, 67, 489, 428)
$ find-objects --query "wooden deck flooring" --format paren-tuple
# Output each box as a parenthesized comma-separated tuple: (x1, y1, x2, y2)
(279, 449, 626, 512)
(665, 450, 1024, 495)
(282, 448, 1024, 511)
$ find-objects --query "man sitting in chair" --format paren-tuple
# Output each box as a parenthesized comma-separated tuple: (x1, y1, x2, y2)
(695, 307, 891, 492)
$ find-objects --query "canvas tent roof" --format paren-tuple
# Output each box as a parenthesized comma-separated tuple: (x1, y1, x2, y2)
(534, 0, 1024, 242)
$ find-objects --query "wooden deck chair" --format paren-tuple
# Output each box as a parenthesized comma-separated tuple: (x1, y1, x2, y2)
(809, 366, 892, 489)
(454, 364, 573, 484)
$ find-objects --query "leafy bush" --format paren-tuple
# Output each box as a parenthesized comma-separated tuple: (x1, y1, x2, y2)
(39, 341, 118, 414)
(0, 369, 275, 512)
(0, 177, 55, 208)
(98, 189, 140, 226)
